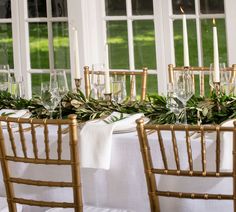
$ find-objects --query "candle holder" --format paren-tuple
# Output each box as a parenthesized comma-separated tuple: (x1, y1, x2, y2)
(104, 93, 112, 101)
(213, 82, 220, 96)
(74, 78, 82, 92)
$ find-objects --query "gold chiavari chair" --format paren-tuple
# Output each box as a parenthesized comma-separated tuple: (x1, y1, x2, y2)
(0, 115, 82, 212)
(168, 64, 236, 96)
(84, 66, 148, 101)
(136, 118, 236, 212)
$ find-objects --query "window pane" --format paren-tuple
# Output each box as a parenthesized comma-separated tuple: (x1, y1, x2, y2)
(52, 0, 68, 17)
(105, 0, 126, 16)
(201, 19, 227, 66)
(107, 21, 129, 69)
(31, 73, 50, 96)
(132, 0, 153, 15)
(200, 0, 224, 14)
(172, 0, 195, 14)
(173, 19, 198, 66)
(29, 23, 49, 69)
(28, 0, 47, 18)
(0, 0, 11, 18)
(133, 20, 156, 69)
(0, 24, 13, 68)
(53, 22, 70, 69)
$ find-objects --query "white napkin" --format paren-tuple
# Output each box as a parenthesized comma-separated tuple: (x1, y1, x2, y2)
(220, 119, 235, 170)
(80, 112, 144, 169)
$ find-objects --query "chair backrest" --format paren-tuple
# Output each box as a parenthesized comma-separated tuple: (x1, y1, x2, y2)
(136, 119, 236, 212)
(0, 115, 83, 212)
(84, 66, 148, 101)
(168, 64, 236, 96)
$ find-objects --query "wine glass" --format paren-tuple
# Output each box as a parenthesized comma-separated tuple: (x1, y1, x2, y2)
(166, 83, 183, 124)
(91, 64, 105, 100)
(41, 82, 60, 119)
(173, 70, 194, 124)
(50, 70, 69, 118)
(0, 64, 10, 91)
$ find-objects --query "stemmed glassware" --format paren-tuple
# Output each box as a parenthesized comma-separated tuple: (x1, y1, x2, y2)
(166, 83, 183, 124)
(50, 70, 69, 118)
(41, 82, 60, 119)
(91, 64, 105, 100)
(173, 70, 194, 124)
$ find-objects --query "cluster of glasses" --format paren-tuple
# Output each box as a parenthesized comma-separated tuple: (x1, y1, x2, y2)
(0, 64, 24, 98)
(166, 69, 194, 124)
(41, 70, 69, 119)
(91, 64, 126, 102)
(209, 63, 234, 95)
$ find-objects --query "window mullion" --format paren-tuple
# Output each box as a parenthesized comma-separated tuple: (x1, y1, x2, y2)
(46, 0, 54, 71)
(126, 0, 135, 71)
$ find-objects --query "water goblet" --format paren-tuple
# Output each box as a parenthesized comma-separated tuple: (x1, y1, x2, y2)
(173, 70, 194, 124)
(91, 64, 105, 100)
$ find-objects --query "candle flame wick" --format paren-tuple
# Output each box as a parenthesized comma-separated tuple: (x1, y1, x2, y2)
(180, 6, 184, 14)
(213, 18, 216, 25)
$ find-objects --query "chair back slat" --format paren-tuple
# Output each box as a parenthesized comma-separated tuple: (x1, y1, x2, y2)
(136, 119, 236, 212)
(18, 122, 28, 158)
(57, 124, 62, 160)
(171, 127, 180, 170)
(0, 115, 83, 211)
(200, 128, 207, 174)
(157, 128, 168, 170)
(7, 121, 17, 157)
(185, 129, 193, 171)
(43, 122, 50, 160)
(30, 121, 38, 159)
(216, 127, 221, 174)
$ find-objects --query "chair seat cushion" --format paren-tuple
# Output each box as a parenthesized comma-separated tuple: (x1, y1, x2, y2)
(46, 205, 132, 212)
(0, 197, 23, 212)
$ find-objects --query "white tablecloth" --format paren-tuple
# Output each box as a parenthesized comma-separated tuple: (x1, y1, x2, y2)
(0, 127, 233, 212)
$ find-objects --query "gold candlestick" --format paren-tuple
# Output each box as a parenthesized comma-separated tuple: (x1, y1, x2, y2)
(104, 93, 112, 101)
(74, 78, 82, 92)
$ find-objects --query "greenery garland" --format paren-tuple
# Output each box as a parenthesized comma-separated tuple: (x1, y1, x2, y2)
(0, 90, 236, 125)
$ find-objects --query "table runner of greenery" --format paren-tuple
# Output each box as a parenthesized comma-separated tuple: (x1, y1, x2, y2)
(0, 90, 236, 125)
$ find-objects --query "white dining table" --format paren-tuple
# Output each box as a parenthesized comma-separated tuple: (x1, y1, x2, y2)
(0, 125, 234, 212)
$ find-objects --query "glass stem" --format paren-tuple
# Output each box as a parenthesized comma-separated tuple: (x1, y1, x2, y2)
(183, 106, 187, 124)
(59, 101, 62, 119)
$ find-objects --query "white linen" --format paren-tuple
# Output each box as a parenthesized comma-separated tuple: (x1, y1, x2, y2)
(80, 112, 144, 169)
(220, 119, 236, 170)
(0, 197, 23, 212)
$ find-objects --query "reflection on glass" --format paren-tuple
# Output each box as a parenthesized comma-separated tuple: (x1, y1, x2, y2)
(31, 73, 50, 96)
(173, 19, 198, 66)
(133, 20, 156, 69)
(132, 0, 153, 15)
(200, 0, 224, 14)
(53, 22, 70, 69)
(201, 19, 227, 66)
(28, 0, 47, 18)
(0, 24, 13, 68)
(105, 0, 126, 16)
(0, 0, 11, 18)
(107, 21, 129, 69)
(172, 0, 195, 14)
(51, 0, 68, 17)
(29, 23, 49, 69)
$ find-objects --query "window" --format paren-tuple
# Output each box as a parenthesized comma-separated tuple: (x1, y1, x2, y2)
(104, 0, 158, 94)
(26, 0, 70, 95)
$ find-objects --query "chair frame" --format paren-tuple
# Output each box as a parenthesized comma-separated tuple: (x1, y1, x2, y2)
(84, 66, 148, 101)
(168, 64, 236, 96)
(136, 118, 236, 212)
(0, 114, 83, 212)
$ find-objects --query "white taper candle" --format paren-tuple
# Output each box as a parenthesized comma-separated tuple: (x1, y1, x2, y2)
(213, 19, 220, 82)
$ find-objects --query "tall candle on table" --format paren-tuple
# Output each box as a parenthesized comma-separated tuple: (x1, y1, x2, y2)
(73, 27, 80, 79)
(105, 43, 110, 93)
(213, 19, 220, 82)
(180, 7, 189, 66)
